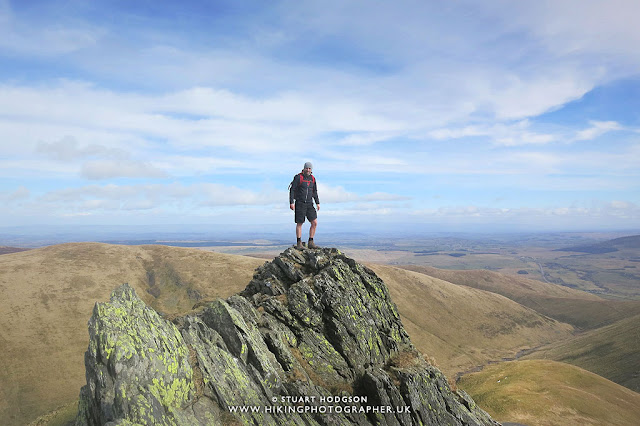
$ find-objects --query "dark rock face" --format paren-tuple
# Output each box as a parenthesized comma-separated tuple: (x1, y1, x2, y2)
(76, 248, 498, 425)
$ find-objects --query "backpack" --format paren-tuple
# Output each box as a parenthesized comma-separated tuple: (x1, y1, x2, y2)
(288, 172, 315, 191)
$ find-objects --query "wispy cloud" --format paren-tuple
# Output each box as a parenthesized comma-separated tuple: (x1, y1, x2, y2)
(409, 201, 640, 227)
(0, 186, 30, 202)
(574, 121, 623, 141)
(317, 183, 409, 204)
(37, 136, 128, 161)
(28, 181, 407, 221)
(80, 160, 167, 180)
(428, 120, 557, 146)
(0, 0, 103, 56)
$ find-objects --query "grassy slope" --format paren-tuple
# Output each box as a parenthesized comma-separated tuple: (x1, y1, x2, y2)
(523, 313, 640, 392)
(0, 243, 265, 426)
(400, 265, 640, 329)
(368, 264, 573, 377)
(458, 359, 640, 426)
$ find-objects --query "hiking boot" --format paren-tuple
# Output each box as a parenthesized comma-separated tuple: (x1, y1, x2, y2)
(296, 240, 304, 250)
(308, 240, 319, 249)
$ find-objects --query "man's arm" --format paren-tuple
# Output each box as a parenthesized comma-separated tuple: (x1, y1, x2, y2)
(313, 179, 320, 209)
(289, 175, 298, 209)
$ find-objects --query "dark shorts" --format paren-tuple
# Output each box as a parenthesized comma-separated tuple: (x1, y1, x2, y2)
(295, 202, 317, 223)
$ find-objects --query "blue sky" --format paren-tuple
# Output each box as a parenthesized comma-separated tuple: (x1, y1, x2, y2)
(1, 0, 639, 233)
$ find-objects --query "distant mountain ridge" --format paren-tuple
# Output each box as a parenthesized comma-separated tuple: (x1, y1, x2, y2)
(555, 234, 640, 254)
(0, 246, 30, 255)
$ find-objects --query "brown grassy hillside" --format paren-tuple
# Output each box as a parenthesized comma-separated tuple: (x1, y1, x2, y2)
(401, 265, 640, 329)
(0, 243, 265, 426)
(524, 313, 640, 392)
(368, 264, 574, 377)
(458, 359, 640, 426)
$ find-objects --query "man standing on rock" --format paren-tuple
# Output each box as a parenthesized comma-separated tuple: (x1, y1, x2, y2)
(289, 162, 320, 249)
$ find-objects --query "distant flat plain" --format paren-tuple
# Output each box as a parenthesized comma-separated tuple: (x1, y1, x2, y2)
(140, 231, 640, 301)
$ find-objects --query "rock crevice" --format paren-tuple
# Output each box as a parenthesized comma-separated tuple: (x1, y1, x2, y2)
(76, 247, 498, 425)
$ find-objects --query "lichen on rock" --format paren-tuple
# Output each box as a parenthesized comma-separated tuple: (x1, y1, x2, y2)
(76, 283, 195, 425)
(76, 247, 498, 425)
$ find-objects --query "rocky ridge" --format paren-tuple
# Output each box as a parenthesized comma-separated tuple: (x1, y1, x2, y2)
(76, 247, 498, 425)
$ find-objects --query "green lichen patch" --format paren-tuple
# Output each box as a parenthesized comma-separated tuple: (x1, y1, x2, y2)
(78, 284, 195, 425)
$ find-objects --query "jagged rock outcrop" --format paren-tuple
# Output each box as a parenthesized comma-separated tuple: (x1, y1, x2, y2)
(76, 247, 498, 425)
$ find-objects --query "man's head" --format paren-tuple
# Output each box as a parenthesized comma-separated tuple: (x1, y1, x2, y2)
(303, 162, 312, 175)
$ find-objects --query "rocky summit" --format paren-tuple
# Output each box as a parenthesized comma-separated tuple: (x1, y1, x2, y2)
(76, 247, 498, 425)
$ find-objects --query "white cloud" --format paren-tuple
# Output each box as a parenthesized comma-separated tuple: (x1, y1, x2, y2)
(0, 80, 401, 158)
(333, 132, 397, 147)
(42, 184, 137, 203)
(497, 0, 640, 67)
(428, 118, 633, 151)
(0, 186, 30, 202)
(155, 155, 246, 175)
(30, 181, 408, 218)
(33, 134, 168, 180)
(312, 184, 355, 203)
(316, 183, 408, 204)
(574, 121, 623, 141)
(495, 151, 564, 174)
(488, 70, 596, 121)
(198, 183, 282, 206)
(0, 2, 103, 56)
(80, 160, 167, 180)
(37, 182, 283, 212)
(2, 2, 604, 161)
(610, 200, 632, 209)
(361, 192, 409, 202)
(428, 120, 557, 146)
(321, 207, 395, 217)
(267, 1, 615, 125)
(410, 201, 640, 227)
(122, 199, 157, 211)
(559, 145, 640, 175)
(321, 153, 409, 173)
(36, 136, 128, 161)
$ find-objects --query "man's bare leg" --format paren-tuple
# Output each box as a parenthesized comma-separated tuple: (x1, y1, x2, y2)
(308, 219, 318, 248)
(309, 219, 317, 239)
(296, 223, 304, 249)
